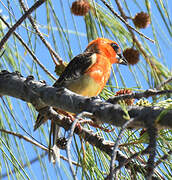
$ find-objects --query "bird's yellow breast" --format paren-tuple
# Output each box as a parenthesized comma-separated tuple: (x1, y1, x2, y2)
(65, 74, 101, 97)
(66, 54, 112, 97)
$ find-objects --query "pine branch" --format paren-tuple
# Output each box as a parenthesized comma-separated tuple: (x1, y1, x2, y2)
(0, 70, 171, 129)
(107, 89, 172, 103)
(0, 16, 56, 80)
(100, 0, 154, 43)
(0, 0, 47, 50)
(0, 70, 171, 178)
(18, 0, 63, 65)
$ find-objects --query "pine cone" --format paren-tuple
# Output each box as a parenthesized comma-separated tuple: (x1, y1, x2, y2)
(71, 0, 90, 16)
(133, 12, 150, 29)
(56, 137, 67, 149)
(123, 48, 140, 65)
(115, 89, 134, 105)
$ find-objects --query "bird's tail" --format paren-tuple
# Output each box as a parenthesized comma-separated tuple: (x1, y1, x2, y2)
(34, 112, 60, 164)
(34, 112, 48, 131)
(49, 121, 60, 164)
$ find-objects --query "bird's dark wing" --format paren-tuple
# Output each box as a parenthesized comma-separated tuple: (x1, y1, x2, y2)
(53, 52, 95, 87)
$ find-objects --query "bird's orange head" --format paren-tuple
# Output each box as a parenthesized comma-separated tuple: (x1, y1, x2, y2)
(85, 38, 127, 65)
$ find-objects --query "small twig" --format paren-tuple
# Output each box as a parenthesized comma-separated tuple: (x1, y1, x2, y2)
(0, 128, 48, 151)
(156, 76, 172, 89)
(0, 0, 47, 50)
(0, 97, 48, 148)
(107, 89, 172, 104)
(66, 114, 81, 180)
(0, 16, 56, 80)
(19, 0, 63, 65)
(109, 118, 135, 180)
(114, 0, 127, 20)
(66, 112, 92, 180)
(116, 150, 146, 171)
(155, 150, 172, 167)
(0, 49, 5, 57)
(100, 0, 154, 43)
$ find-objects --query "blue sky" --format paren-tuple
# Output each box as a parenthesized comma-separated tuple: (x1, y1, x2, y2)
(0, 0, 172, 179)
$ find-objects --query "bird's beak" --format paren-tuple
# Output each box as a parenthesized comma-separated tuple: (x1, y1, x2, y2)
(117, 53, 128, 65)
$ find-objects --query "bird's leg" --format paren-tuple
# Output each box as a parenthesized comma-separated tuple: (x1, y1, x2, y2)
(89, 122, 115, 132)
(56, 109, 74, 120)
(57, 109, 83, 133)
(79, 119, 115, 133)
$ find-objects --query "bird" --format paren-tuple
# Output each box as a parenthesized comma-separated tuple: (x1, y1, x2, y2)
(34, 38, 127, 163)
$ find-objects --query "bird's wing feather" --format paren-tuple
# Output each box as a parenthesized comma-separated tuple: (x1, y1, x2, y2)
(53, 52, 95, 87)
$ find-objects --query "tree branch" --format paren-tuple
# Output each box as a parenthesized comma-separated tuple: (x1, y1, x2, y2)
(107, 89, 172, 103)
(0, 70, 171, 129)
(156, 76, 172, 89)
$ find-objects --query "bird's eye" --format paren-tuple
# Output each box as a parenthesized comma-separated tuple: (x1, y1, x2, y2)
(111, 43, 119, 53)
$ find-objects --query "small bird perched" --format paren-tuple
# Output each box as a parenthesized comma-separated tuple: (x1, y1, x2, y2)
(34, 38, 127, 163)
